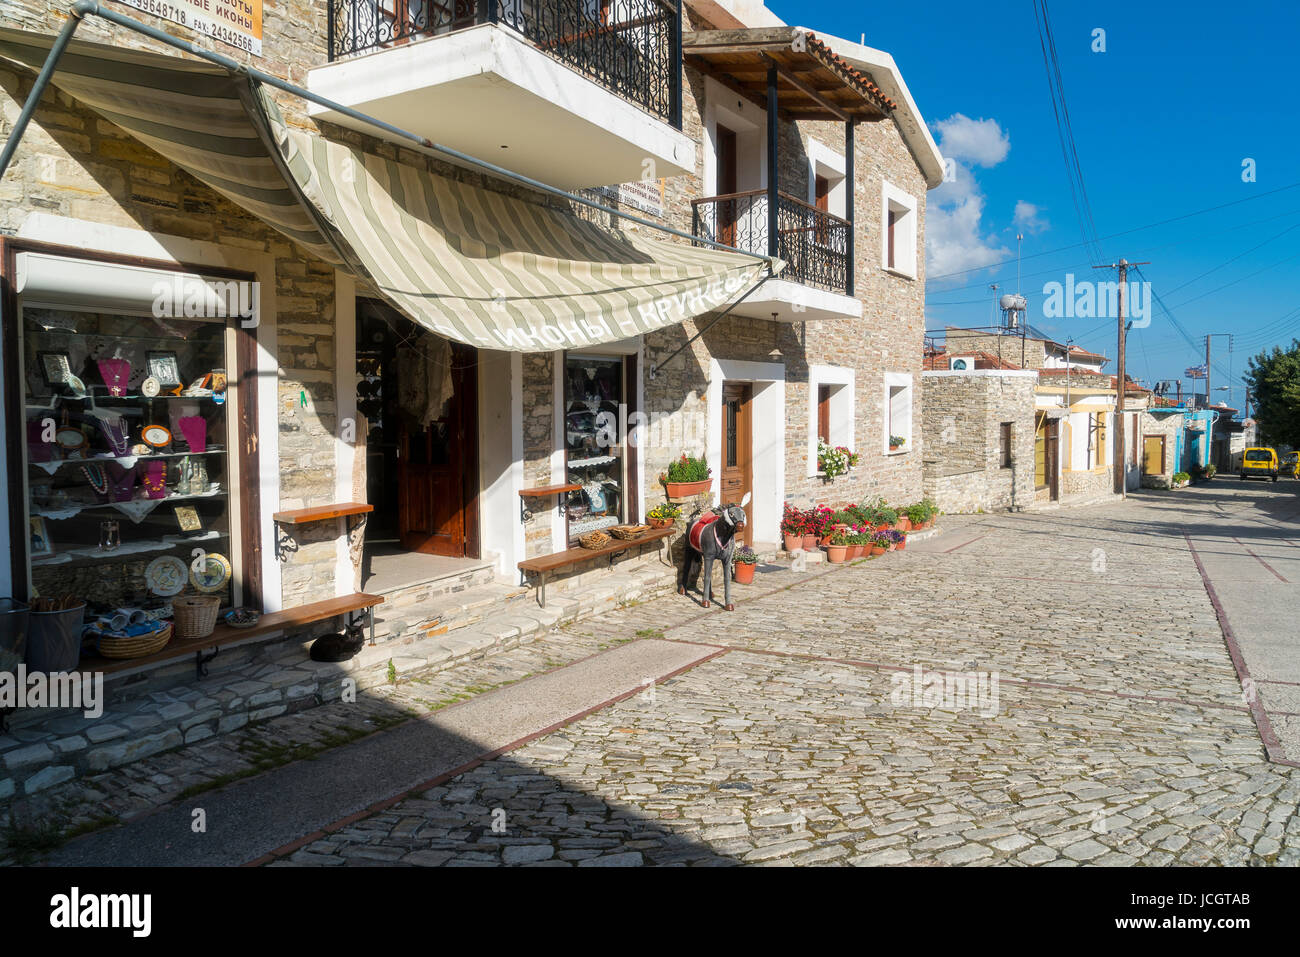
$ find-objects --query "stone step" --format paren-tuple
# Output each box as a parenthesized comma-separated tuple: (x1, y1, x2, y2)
(370, 560, 498, 612)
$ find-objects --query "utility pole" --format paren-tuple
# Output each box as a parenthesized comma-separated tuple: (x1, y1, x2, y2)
(1093, 258, 1148, 497)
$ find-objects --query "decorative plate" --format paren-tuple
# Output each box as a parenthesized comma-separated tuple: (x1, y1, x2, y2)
(145, 555, 188, 597)
(190, 552, 231, 592)
(141, 376, 160, 398)
(55, 427, 86, 453)
(141, 425, 172, 449)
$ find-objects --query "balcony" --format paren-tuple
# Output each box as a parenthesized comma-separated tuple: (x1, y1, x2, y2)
(312, 0, 694, 190)
(692, 189, 862, 322)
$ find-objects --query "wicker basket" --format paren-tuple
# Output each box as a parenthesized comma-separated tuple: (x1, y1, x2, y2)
(579, 530, 612, 550)
(172, 595, 221, 640)
(96, 623, 173, 660)
(610, 524, 651, 541)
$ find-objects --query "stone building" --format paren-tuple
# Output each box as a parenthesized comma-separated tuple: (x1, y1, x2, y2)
(920, 368, 1037, 514)
(0, 0, 941, 788)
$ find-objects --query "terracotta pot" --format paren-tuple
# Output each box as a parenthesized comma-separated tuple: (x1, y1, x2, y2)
(663, 479, 712, 499)
(896, 517, 912, 532)
(783, 532, 802, 552)
(733, 562, 756, 584)
(869, 544, 886, 556)
(848, 544, 864, 559)
(826, 544, 848, 563)
(648, 516, 673, 529)
(895, 537, 907, 550)
(802, 533, 819, 550)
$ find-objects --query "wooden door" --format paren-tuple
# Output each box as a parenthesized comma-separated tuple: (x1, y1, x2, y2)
(721, 381, 753, 546)
(1143, 435, 1166, 475)
(716, 124, 738, 248)
(397, 345, 478, 556)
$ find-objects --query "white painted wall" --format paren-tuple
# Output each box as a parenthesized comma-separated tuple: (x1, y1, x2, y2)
(478, 349, 523, 578)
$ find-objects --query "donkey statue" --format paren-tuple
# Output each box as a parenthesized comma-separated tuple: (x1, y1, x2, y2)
(678, 492, 751, 611)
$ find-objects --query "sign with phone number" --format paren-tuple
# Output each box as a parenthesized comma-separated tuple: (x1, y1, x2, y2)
(116, 0, 263, 57)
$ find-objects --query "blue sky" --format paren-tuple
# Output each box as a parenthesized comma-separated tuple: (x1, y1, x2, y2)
(769, 0, 1300, 408)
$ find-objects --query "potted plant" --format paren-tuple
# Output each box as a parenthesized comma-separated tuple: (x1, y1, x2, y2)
(1172, 471, 1191, 489)
(869, 531, 889, 556)
(817, 440, 851, 482)
(891, 528, 908, 551)
(781, 502, 805, 551)
(662, 452, 712, 499)
(883, 528, 905, 551)
(1204, 463, 1217, 480)
(830, 509, 857, 534)
(848, 528, 869, 559)
(889, 434, 906, 452)
(825, 530, 849, 563)
(808, 505, 834, 546)
(733, 545, 758, 583)
(894, 507, 912, 532)
(873, 506, 898, 531)
(647, 502, 681, 528)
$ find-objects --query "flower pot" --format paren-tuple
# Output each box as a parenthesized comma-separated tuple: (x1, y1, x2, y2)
(648, 516, 673, 529)
(733, 562, 756, 584)
(663, 479, 712, 499)
(826, 544, 848, 563)
(802, 533, 819, 550)
(848, 544, 864, 559)
(895, 537, 907, 551)
(896, 517, 912, 532)
(783, 532, 802, 552)
(869, 545, 885, 556)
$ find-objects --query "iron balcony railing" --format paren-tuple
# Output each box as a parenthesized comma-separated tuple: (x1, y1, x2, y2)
(328, 0, 682, 127)
(692, 188, 851, 295)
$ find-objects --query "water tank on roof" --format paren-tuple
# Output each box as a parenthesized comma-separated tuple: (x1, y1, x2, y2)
(999, 294, 1028, 312)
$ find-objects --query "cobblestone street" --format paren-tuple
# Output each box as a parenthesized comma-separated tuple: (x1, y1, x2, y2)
(24, 483, 1300, 867)
(288, 482, 1300, 866)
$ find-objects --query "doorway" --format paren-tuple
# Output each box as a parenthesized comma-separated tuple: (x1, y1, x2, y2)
(1035, 416, 1060, 501)
(1143, 434, 1166, 476)
(716, 123, 738, 248)
(721, 381, 753, 546)
(356, 300, 479, 569)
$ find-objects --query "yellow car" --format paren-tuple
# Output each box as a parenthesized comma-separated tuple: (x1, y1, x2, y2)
(1241, 447, 1280, 482)
(1283, 451, 1299, 478)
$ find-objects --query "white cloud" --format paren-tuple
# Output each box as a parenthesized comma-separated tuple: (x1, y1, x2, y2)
(932, 113, 1010, 168)
(926, 114, 1014, 277)
(1013, 200, 1049, 234)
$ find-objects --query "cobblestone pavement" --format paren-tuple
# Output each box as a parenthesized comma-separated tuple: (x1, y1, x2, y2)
(275, 487, 1300, 866)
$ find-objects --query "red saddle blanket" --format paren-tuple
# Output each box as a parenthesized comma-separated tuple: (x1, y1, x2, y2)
(688, 512, 720, 552)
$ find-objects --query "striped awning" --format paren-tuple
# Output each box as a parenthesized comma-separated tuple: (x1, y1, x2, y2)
(0, 28, 778, 352)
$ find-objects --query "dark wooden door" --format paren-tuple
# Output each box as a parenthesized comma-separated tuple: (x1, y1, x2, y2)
(721, 381, 753, 546)
(716, 124, 738, 248)
(397, 345, 478, 556)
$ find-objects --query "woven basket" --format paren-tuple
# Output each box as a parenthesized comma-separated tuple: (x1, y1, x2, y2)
(579, 530, 612, 550)
(172, 595, 221, 640)
(96, 622, 173, 660)
(610, 524, 651, 541)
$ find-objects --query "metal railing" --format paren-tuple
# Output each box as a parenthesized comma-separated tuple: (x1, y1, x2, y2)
(329, 0, 682, 126)
(692, 188, 850, 294)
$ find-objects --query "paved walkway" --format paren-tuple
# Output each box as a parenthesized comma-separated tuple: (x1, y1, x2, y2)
(16, 482, 1300, 866)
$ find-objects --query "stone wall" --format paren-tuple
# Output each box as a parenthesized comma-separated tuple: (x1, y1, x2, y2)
(921, 372, 1036, 514)
(944, 329, 1048, 369)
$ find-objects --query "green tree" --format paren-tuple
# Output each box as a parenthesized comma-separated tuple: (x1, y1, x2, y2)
(1245, 339, 1300, 448)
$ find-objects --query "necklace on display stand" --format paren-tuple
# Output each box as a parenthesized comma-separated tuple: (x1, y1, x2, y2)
(81, 463, 109, 500)
(96, 357, 131, 397)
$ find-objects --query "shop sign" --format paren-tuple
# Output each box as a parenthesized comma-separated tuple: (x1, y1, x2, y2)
(117, 0, 263, 56)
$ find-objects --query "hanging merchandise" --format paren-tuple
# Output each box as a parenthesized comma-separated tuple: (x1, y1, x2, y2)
(95, 357, 130, 397)
(142, 461, 168, 500)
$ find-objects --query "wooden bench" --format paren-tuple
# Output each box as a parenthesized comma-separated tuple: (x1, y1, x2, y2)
(79, 592, 385, 680)
(517, 527, 675, 607)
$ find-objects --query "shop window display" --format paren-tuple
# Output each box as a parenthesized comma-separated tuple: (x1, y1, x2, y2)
(564, 355, 627, 541)
(22, 307, 235, 653)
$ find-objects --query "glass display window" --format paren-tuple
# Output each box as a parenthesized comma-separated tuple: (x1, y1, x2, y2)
(564, 354, 628, 541)
(21, 302, 238, 616)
